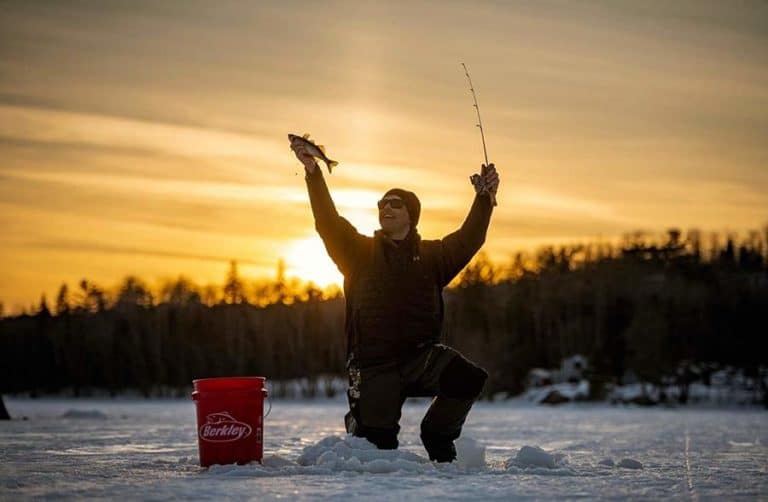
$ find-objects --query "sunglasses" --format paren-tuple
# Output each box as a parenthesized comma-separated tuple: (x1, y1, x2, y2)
(377, 198, 405, 210)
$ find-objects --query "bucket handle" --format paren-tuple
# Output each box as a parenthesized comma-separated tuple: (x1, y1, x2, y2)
(264, 390, 272, 419)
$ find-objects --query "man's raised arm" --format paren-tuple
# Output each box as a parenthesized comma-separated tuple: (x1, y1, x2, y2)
(292, 142, 362, 276)
(436, 163, 499, 287)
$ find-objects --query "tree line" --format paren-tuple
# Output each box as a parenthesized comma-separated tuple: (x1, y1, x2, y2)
(1, 227, 767, 401)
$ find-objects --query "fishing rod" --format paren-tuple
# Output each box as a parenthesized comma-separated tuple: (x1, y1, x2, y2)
(461, 62, 497, 206)
(461, 62, 489, 166)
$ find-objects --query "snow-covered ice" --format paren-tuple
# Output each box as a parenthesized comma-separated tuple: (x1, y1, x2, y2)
(1, 398, 766, 500)
(58, 409, 108, 420)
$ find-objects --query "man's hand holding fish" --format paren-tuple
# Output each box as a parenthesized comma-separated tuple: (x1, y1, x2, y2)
(290, 141, 318, 174)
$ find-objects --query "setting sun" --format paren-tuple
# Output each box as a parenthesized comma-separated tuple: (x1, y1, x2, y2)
(285, 236, 343, 288)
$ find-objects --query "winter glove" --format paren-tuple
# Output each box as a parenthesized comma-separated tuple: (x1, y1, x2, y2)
(470, 163, 499, 206)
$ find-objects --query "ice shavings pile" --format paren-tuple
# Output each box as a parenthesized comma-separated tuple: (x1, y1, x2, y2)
(297, 435, 432, 474)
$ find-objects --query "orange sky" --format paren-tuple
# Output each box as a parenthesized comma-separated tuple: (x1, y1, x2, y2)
(1, 0, 767, 313)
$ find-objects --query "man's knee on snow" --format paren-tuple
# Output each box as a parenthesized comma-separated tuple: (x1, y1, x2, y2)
(363, 427, 399, 449)
(439, 356, 488, 399)
(345, 411, 399, 450)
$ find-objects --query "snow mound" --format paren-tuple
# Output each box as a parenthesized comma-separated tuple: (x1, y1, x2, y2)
(59, 409, 108, 419)
(596, 457, 643, 469)
(455, 436, 486, 468)
(505, 446, 573, 475)
(297, 435, 433, 474)
(617, 458, 643, 469)
(598, 457, 615, 467)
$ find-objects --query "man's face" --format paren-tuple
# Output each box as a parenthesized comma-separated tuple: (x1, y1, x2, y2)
(378, 195, 411, 236)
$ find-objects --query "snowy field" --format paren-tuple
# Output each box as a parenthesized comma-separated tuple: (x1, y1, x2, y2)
(1, 398, 766, 500)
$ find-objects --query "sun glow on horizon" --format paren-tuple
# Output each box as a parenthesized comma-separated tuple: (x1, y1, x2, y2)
(284, 236, 343, 288)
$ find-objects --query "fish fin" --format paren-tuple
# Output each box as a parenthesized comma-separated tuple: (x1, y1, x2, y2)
(317, 145, 326, 154)
(327, 159, 339, 173)
(302, 133, 310, 139)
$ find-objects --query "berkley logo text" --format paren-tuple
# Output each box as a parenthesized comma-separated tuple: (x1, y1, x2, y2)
(199, 412, 252, 442)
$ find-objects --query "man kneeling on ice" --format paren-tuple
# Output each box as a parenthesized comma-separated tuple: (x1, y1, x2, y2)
(291, 139, 499, 463)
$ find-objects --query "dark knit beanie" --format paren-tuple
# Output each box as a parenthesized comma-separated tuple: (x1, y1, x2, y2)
(383, 188, 420, 228)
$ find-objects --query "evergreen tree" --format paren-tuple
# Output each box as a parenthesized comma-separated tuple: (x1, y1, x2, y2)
(223, 261, 246, 304)
(116, 276, 154, 308)
(55, 283, 69, 316)
(38, 295, 51, 317)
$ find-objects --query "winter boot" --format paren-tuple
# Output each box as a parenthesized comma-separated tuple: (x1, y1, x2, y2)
(421, 432, 457, 463)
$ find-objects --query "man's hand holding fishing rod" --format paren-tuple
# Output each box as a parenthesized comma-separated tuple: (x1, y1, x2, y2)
(289, 132, 498, 463)
(476, 162, 499, 202)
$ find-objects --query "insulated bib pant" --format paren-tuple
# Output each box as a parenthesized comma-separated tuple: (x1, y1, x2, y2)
(344, 344, 487, 461)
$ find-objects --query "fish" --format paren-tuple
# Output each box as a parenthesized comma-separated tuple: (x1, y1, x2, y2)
(288, 133, 339, 173)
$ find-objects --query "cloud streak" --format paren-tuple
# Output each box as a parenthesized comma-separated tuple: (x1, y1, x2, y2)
(24, 237, 272, 268)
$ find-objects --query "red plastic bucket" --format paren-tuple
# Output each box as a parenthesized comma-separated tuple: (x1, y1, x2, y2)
(192, 376, 268, 467)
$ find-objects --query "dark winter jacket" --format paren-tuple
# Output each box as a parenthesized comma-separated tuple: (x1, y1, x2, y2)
(305, 168, 493, 365)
